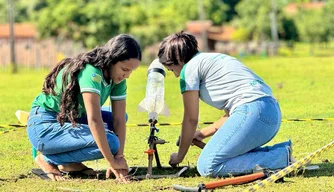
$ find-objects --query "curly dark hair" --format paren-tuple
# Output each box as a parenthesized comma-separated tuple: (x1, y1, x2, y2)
(42, 34, 142, 126)
(158, 31, 198, 66)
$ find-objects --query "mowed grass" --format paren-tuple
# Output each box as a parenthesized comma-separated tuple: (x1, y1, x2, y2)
(0, 56, 333, 191)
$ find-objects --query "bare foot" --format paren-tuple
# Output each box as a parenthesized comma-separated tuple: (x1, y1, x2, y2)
(35, 154, 64, 181)
(58, 163, 96, 175)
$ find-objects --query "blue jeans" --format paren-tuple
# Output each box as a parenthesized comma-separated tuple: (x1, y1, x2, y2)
(197, 97, 291, 177)
(27, 106, 127, 165)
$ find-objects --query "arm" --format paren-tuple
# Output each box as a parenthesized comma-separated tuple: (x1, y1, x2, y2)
(111, 99, 127, 157)
(82, 92, 116, 167)
(197, 112, 229, 138)
(83, 92, 129, 182)
(176, 90, 200, 162)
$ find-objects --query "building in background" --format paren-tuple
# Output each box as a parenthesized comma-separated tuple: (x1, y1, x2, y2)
(185, 20, 289, 57)
(284, 1, 325, 15)
(186, 20, 237, 55)
(0, 23, 85, 69)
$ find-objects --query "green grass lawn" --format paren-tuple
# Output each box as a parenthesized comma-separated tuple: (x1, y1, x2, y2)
(0, 56, 333, 191)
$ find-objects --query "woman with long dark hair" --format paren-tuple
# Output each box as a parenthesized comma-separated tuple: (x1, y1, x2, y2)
(158, 31, 294, 177)
(27, 34, 141, 182)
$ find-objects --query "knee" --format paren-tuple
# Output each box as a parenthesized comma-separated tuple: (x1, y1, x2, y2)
(106, 133, 120, 155)
(197, 156, 216, 177)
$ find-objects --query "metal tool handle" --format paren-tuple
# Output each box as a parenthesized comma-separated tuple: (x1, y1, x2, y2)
(173, 184, 201, 192)
(176, 136, 206, 149)
(192, 139, 206, 149)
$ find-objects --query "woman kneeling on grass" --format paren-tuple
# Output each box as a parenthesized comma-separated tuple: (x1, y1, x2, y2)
(27, 34, 141, 182)
(158, 31, 294, 177)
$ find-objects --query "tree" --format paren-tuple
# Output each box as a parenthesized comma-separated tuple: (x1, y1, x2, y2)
(128, 0, 227, 48)
(2, 0, 227, 49)
(280, 17, 299, 42)
(0, 0, 44, 23)
(294, 9, 330, 54)
(0, 0, 6, 23)
(34, 0, 123, 48)
(129, 0, 199, 48)
(233, 0, 287, 42)
(323, 0, 334, 39)
(222, 0, 239, 22)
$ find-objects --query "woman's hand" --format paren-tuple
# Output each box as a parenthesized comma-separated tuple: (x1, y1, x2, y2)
(106, 156, 130, 183)
(193, 130, 205, 141)
(169, 152, 182, 167)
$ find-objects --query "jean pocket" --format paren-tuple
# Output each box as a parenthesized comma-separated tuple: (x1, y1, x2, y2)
(256, 101, 279, 126)
(27, 114, 42, 127)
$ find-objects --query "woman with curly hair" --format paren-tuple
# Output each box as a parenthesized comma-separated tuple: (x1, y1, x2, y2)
(27, 34, 141, 182)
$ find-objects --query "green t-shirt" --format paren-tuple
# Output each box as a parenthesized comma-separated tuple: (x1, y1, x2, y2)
(32, 64, 127, 117)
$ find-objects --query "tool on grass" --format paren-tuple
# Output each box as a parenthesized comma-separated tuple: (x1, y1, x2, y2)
(173, 171, 270, 192)
(132, 59, 188, 179)
(245, 140, 334, 192)
(174, 137, 272, 191)
(174, 135, 326, 191)
(128, 119, 189, 179)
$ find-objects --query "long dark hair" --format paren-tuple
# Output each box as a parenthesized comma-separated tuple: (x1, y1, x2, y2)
(158, 31, 198, 66)
(42, 34, 142, 126)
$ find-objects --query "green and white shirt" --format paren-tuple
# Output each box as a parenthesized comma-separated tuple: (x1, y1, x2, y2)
(180, 52, 273, 114)
(32, 64, 126, 117)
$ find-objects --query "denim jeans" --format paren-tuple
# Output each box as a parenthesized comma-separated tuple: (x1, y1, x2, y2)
(197, 96, 291, 177)
(27, 106, 127, 165)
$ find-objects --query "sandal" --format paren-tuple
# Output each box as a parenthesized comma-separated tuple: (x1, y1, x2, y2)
(62, 167, 100, 178)
(32, 168, 64, 180)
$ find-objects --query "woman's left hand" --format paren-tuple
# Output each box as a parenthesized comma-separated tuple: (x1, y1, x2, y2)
(169, 152, 182, 167)
(114, 156, 128, 170)
(106, 156, 130, 183)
